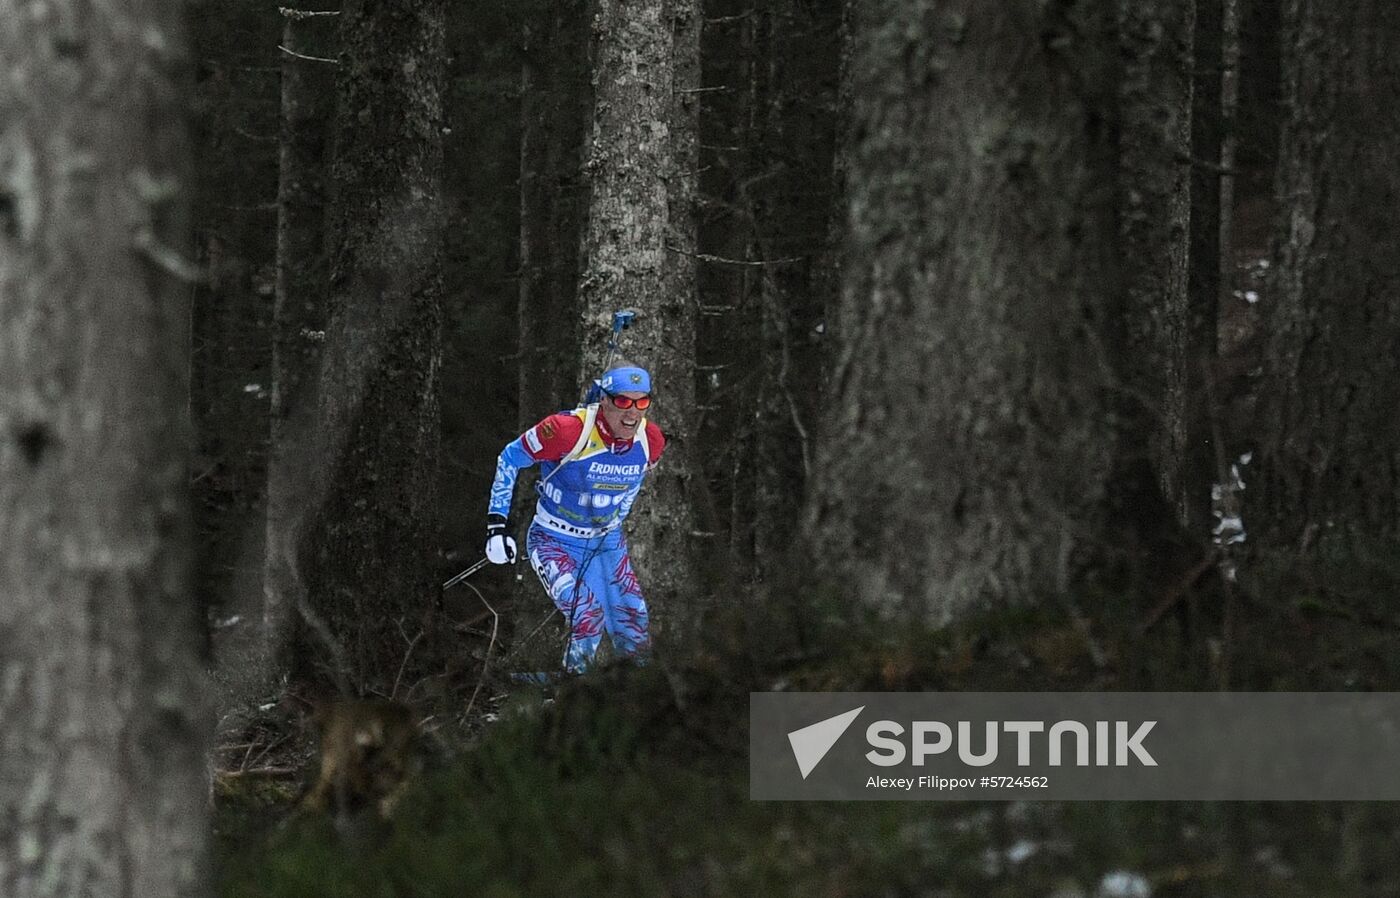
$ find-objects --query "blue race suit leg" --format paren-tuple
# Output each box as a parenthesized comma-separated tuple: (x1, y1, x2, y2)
(526, 524, 650, 673)
(526, 524, 604, 673)
(597, 532, 650, 663)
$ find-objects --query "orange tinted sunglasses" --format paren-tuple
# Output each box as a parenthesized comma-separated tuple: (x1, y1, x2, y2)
(607, 393, 652, 410)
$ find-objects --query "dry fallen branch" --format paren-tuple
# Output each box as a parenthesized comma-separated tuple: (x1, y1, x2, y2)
(390, 621, 424, 701)
(215, 766, 301, 779)
(1138, 552, 1217, 635)
(461, 584, 500, 723)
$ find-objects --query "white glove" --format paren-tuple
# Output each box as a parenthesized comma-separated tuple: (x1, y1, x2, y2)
(485, 515, 517, 565)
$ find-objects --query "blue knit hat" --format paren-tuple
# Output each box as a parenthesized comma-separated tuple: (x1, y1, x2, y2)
(599, 364, 651, 394)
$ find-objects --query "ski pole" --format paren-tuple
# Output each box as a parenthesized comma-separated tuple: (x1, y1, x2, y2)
(584, 308, 641, 404)
(442, 556, 491, 591)
(605, 308, 637, 363)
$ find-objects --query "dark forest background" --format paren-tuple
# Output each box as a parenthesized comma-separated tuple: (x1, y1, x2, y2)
(8, 0, 1400, 894)
(187, 0, 848, 633)
(187, 0, 1302, 694)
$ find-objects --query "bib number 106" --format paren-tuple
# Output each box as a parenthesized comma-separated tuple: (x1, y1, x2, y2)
(543, 483, 631, 509)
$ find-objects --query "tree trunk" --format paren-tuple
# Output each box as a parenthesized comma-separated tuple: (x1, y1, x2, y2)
(578, 0, 703, 643)
(518, 0, 588, 426)
(1219, 0, 1242, 309)
(805, 0, 1192, 620)
(266, 5, 335, 681)
(810, 0, 856, 393)
(0, 0, 209, 893)
(299, 0, 447, 692)
(1186, 0, 1224, 537)
(1252, 0, 1400, 550)
(1116, 0, 1198, 527)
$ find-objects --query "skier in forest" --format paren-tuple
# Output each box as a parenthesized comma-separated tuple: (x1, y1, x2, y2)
(484, 361, 665, 673)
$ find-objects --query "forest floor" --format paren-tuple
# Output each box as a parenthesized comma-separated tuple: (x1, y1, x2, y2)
(213, 561, 1400, 898)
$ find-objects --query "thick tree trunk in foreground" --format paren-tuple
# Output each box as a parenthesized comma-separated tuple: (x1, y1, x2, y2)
(1252, 0, 1400, 551)
(806, 0, 1191, 620)
(0, 0, 209, 893)
(299, 0, 446, 691)
(578, 0, 703, 643)
(266, 6, 335, 679)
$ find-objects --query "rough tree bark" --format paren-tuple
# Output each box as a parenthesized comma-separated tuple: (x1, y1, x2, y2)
(1116, 0, 1198, 530)
(1252, 0, 1400, 550)
(0, 0, 209, 893)
(578, 0, 703, 642)
(804, 0, 1194, 620)
(299, 0, 447, 691)
(265, 5, 336, 679)
(811, 0, 855, 387)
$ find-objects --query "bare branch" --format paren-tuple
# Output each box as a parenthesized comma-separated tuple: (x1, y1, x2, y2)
(296, 597, 352, 698)
(277, 44, 338, 64)
(214, 766, 301, 779)
(459, 584, 499, 722)
(278, 7, 341, 19)
(133, 227, 206, 283)
(665, 243, 802, 267)
(390, 620, 424, 701)
(1173, 150, 1240, 176)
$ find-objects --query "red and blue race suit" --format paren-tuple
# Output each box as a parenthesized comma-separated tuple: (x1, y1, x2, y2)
(489, 406, 665, 672)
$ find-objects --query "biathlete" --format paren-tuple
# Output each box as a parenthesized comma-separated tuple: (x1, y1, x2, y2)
(484, 361, 665, 673)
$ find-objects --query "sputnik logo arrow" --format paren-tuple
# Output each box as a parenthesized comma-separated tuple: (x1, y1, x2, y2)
(787, 706, 864, 779)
